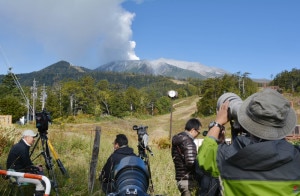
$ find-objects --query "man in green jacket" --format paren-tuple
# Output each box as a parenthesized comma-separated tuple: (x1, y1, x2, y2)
(197, 88, 300, 195)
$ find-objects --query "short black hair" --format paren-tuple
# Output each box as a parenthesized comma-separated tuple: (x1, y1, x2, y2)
(185, 118, 201, 131)
(115, 134, 128, 146)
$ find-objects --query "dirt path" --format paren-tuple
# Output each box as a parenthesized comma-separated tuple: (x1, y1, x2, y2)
(57, 96, 201, 142)
(146, 96, 200, 140)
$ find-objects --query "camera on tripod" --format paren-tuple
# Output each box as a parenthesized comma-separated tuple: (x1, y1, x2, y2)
(36, 108, 51, 133)
(132, 125, 153, 158)
(32, 108, 69, 194)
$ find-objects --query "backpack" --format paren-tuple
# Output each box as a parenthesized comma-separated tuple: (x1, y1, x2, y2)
(195, 159, 221, 196)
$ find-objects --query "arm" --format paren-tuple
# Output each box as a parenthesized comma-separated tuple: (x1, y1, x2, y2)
(197, 101, 229, 177)
(99, 155, 114, 182)
(183, 139, 197, 169)
(197, 137, 220, 177)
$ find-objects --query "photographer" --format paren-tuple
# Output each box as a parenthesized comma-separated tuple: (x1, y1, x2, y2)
(6, 130, 45, 196)
(172, 118, 202, 196)
(197, 88, 300, 195)
(99, 134, 137, 194)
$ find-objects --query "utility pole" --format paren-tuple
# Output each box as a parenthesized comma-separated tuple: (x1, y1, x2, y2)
(70, 94, 74, 116)
(168, 90, 178, 141)
(236, 71, 241, 94)
(242, 72, 250, 97)
(8, 68, 33, 122)
(40, 84, 47, 110)
(31, 79, 37, 121)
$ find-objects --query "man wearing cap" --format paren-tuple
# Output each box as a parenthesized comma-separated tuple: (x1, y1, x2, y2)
(197, 88, 300, 195)
(6, 130, 45, 195)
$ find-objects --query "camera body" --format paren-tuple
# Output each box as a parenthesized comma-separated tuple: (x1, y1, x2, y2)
(133, 125, 148, 136)
(36, 109, 51, 133)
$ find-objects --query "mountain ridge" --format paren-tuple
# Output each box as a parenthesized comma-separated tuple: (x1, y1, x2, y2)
(95, 58, 229, 79)
(0, 59, 271, 86)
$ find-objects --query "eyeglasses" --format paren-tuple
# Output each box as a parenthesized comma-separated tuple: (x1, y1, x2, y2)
(194, 128, 200, 134)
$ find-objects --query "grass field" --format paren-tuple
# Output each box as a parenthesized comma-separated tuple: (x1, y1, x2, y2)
(0, 93, 299, 196)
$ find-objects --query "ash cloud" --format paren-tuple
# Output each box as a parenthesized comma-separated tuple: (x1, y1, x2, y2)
(0, 0, 139, 68)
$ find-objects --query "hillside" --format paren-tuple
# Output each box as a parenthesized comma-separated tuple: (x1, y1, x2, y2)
(61, 96, 203, 142)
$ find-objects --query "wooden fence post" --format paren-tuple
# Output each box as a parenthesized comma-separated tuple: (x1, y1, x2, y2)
(88, 126, 101, 195)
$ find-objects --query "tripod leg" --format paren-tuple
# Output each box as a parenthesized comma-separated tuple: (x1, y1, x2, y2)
(145, 157, 154, 194)
(41, 138, 59, 196)
(47, 140, 69, 177)
(30, 136, 41, 158)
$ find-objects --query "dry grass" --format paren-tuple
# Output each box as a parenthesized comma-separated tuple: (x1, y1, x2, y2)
(0, 96, 204, 196)
(0, 93, 299, 196)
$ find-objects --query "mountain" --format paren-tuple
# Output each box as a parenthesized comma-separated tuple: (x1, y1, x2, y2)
(0, 59, 233, 86)
(6, 61, 92, 86)
(38, 60, 91, 74)
(95, 58, 229, 79)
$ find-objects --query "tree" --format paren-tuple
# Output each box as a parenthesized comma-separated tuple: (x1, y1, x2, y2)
(97, 90, 112, 115)
(61, 80, 81, 116)
(271, 68, 300, 93)
(97, 80, 110, 91)
(196, 74, 257, 117)
(0, 74, 20, 98)
(109, 92, 128, 118)
(44, 87, 62, 119)
(0, 95, 27, 122)
(77, 76, 97, 114)
(155, 96, 171, 115)
(125, 87, 143, 114)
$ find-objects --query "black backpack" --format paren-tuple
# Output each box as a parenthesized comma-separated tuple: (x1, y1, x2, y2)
(195, 159, 221, 196)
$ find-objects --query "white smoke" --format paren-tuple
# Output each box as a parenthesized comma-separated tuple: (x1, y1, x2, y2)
(0, 0, 139, 69)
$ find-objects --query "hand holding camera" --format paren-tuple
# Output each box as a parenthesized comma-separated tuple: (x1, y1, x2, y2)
(216, 101, 230, 126)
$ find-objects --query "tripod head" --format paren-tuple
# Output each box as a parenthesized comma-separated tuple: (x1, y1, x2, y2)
(36, 108, 51, 134)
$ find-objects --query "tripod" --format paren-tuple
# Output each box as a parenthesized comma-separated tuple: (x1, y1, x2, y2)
(30, 131, 69, 196)
(138, 142, 154, 194)
(135, 127, 154, 194)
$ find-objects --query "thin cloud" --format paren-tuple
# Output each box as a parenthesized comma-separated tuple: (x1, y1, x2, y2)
(0, 0, 139, 68)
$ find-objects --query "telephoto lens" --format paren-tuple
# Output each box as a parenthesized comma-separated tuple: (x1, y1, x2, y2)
(111, 156, 150, 196)
(217, 92, 243, 121)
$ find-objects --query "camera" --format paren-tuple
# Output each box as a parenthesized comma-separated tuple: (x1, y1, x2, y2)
(36, 109, 51, 133)
(132, 125, 153, 158)
(216, 92, 248, 140)
(217, 92, 243, 122)
(108, 156, 150, 196)
(133, 125, 148, 136)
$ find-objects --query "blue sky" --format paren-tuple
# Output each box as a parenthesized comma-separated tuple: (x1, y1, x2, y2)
(0, 0, 299, 79)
